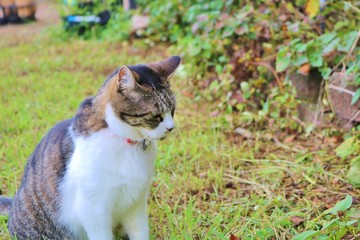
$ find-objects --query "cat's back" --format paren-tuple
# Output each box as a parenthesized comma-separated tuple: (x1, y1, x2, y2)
(8, 118, 75, 240)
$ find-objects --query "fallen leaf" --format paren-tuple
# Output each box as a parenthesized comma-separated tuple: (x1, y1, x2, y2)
(299, 63, 311, 75)
(331, 178, 339, 185)
(230, 234, 240, 240)
(197, 14, 208, 22)
(284, 135, 296, 143)
(234, 127, 252, 139)
(324, 136, 340, 144)
(211, 111, 219, 117)
(182, 91, 195, 98)
(291, 216, 304, 227)
(305, 0, 320, 18)
(225, 182, 235, 189)
(278, 14, 287, 21)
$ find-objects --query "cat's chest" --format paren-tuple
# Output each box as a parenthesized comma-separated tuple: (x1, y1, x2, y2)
(69, 129, 157, 194)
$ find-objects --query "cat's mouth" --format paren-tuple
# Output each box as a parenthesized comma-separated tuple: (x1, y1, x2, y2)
(141, 128, 173, 141)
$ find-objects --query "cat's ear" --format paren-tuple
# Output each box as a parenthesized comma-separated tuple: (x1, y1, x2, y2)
(149, 56, 182, 79)
(117, 66, 136, 91)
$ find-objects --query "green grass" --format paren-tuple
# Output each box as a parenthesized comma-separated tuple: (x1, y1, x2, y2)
(0, 28, 359, 239)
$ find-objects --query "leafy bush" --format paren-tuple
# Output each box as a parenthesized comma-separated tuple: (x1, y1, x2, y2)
(134, 0, 360, 117)
(335, 136, 360, 187)
(275, 1, 360, 104)
(294, 195, 359, 239)
(59, 0, 360, 129)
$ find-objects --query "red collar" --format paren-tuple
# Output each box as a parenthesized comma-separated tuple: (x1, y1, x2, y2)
(126, 138, 138, 145)
(125, 138, 150, 150)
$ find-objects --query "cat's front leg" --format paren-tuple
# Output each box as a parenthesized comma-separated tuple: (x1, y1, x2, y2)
(122, 196, 149, 240)
(75, 193, 114, 240)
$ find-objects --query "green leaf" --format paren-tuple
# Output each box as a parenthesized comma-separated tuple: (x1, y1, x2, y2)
(295, 152, 313, 163)
(346, 63, 357, 75)
(321, 217, 339, 230)
(338, 31, 358, 52)
(255, 227, 273, 238)
(318, 32, 337, 45)
(335, 136, 355, 158)
(339, 219, 358, 226)
(295, 43, 308, 53)
(240, 82, 251, 99)
(334, 21, 348, 31)
(321, 67, 332, 79)
(292, 55, 308, 66)
(209, 80, 220, 91)
(356, 74, 360, 85)
(293, 230, 319, 240)
(307, 48, 323, 67)
(290, 38, 301, 46)
(351, 89, 360, 105)
(325, 195, 353, 215)
(318, 234, 329, 240)
(262, 100, 269, 114)
(347, 157, 360, 186)
(218, 56, 227, 63)
(305, 124, 314, 135)
(348, 206, 360, 219)
(276, 47, 291, 72)
(322, 38, 340, 54)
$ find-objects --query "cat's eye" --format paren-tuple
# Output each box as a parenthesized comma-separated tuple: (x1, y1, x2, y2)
(152, 113, 164, 122)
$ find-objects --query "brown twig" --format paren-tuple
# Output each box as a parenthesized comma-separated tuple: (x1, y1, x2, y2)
(251, 61, 283, 92)
(272, 135, 303, 153)
(346, 109, 360, 128)
(314, 79, 325, 126)
(328, 84, 355, 96)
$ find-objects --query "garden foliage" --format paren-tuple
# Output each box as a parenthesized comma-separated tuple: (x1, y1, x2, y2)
(135, 0, 360, 110)
(64, 1, 360, 115)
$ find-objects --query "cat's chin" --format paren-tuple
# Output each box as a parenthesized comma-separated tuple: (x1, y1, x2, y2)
(145, 134, 168, 141)
(145, 136, 166, 141)
(140, 130, 168, 141)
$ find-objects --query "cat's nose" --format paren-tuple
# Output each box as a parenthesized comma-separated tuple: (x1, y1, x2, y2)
(164, 113, 175, 131)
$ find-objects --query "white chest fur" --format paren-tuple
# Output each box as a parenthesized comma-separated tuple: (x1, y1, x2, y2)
(59, 128, 157, 239)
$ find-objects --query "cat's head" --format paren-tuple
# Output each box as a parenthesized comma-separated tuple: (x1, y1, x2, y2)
(104, 56, 181, 142)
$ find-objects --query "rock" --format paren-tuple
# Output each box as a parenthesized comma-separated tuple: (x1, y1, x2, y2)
(297, 102, 319, 123)
(290, 69, 323, 103)
(131, 15, 149, 32)
(327, 72, 360, 123)
(289, 69, 323, 123)
(234, 127, 252, 139)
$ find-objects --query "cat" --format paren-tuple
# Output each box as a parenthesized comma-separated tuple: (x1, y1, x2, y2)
(0, 56, 181, 240)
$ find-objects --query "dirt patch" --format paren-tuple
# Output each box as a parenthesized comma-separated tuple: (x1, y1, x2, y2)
(0, 0, 59, 46)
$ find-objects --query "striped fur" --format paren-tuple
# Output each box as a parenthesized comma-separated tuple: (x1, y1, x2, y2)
(0, 197, 12, 215)
(0, 56, 181, 240)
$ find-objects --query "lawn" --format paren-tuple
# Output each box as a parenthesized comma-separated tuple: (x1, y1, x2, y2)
(0, 27, 359, 239)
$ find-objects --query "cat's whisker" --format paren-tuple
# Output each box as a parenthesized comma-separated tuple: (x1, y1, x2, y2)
(174, 86, 192, 98)
(171, 86, 192, 105)
(136, 136, 152, 151)
(164, 89, 173, 104)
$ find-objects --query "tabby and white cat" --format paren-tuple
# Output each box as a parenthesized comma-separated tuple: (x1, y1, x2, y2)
(0, 56, 181, 240)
